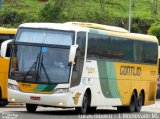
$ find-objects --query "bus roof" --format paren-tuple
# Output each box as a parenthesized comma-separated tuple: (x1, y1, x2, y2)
(0, 27, 17, 34)
(65, 22, 158, 43)
(19, 23, 87, 32)
(108, 31, 158, 43)
(65, 22, 129, 33)
(19, 23, 158, 43)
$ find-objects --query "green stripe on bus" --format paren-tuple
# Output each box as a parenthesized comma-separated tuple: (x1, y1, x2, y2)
(34, 85, 47, 91)
(43, 85, 57, 91)
(97, 61, 112, 98)
(97, 61, 120, 98)
(34, 84, 57, 92)
(109, 62, 120, 98)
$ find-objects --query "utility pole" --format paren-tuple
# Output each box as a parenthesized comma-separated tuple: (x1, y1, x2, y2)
(129, 0, 131, 32)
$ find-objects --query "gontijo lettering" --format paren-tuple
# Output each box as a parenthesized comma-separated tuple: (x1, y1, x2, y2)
(120, 66, 141, 76)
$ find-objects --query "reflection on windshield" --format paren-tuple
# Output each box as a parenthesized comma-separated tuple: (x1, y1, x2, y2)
(16, 28, 73, 46)
(11, 45, 70, 83)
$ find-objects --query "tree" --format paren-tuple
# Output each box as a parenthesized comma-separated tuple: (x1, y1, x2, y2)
(148, 22, 160, 41)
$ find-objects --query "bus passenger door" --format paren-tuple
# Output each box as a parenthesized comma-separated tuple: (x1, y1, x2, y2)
(70, 32, 86, 88)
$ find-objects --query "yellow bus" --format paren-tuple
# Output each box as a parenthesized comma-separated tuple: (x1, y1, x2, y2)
(0, 27, 16, 45)
(7, 22, 158, 113)
(0, 28, 17, 106)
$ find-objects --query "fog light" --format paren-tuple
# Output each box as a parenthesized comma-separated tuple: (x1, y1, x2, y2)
(58, 102, 63, 106)
(11, 98, 16, 102)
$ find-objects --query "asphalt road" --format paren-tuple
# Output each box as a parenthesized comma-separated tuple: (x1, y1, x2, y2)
(0, 101, 160, 119)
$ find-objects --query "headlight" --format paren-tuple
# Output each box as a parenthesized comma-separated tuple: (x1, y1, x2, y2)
(54, 88, 69, 94)
(8, 83, 19, 91)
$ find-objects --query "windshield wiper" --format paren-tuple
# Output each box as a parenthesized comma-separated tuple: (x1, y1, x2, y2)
(26, 53, 40, 75)
(38, 53, 51, 83)
(25, 48, 51, 83)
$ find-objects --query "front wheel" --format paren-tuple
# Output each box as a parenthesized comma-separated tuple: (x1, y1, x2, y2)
(26, 104, 37, 113)
(75, 92, 88, 114)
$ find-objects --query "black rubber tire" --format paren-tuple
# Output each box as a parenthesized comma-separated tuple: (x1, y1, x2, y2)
(135, 92, 144, 112)
(126, 91, 136, 112)
(0, 89, 7, 107)
(75, 92, 88, 114)
(26, 104, 37, 113)
(117, 92, 136, 113)
(0, 100, 8, 107)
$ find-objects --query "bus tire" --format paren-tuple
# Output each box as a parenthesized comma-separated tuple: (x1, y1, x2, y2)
(135, 92, 144, 112)
(117, 92, 137, 113)
(0, 88, 7, 107)
(75, 92, 88, 114)
(26, 104, 37, 113)
(126, 91, 136, 113)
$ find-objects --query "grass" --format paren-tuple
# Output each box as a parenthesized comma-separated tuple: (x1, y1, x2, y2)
(1, 0, 160, 22)
(1, 0, 45, 14)
(1, 0, 160, 33)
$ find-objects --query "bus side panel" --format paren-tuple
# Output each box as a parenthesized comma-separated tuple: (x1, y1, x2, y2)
(83, 60, 122, 106)
(0, 57, 10, 99)
(141, 65, 158, 105)
(115, 62, 158, 106)
(116, 62, 141, 105)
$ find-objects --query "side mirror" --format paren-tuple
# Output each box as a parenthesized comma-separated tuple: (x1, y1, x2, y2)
(69, 44, 78, 64)
(1, 39, 12, 58)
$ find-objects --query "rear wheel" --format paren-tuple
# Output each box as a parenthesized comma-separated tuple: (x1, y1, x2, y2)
(26, 104, 37, 113)
(75, 92, 88, 114)
(117, 92, 136, 113)
(135, 92, 144, 112)
(126, 91, 136, 112)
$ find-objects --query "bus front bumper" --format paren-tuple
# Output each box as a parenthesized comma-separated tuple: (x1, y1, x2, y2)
(8, 88, 74, 107)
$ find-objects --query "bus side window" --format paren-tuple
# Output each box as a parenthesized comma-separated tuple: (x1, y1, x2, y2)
(71, 32, 86, 87)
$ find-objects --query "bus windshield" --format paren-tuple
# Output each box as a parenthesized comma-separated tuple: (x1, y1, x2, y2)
(16, 28, 73, 46)
(10, 28, 74, 84)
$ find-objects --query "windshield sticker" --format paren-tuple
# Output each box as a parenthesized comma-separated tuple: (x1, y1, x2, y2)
(42, 47, 48, 53)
